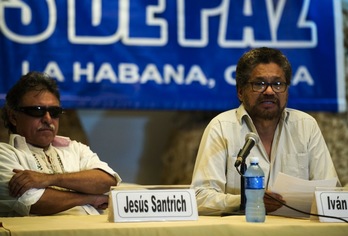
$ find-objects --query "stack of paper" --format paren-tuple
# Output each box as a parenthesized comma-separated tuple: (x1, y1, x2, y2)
(269, 173, 337, 218)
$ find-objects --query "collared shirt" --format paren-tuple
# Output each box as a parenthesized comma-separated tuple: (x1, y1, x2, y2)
(28, 144, 65, 174)
(191, 104, 339, 215)
(0, 134, 121, 217)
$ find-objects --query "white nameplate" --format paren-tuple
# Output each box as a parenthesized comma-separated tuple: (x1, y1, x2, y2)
(108, 185, 198, 222)
(314, 187, 348, 223)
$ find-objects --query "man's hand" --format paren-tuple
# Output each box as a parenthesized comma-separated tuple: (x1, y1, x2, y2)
(9, 169, 52, 198)
(264, 190, 285, 213)
(91, 195, 109, 210)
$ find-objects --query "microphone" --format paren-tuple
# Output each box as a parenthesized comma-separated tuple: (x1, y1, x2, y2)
(234, 132, 260, 168)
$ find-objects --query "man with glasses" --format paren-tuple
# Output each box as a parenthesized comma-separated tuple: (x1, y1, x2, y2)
(0, 71, 121, 216)
(191, 47, 339, 216)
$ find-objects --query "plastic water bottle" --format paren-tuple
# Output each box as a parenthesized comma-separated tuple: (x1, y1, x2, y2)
(244, 157, 265, 222)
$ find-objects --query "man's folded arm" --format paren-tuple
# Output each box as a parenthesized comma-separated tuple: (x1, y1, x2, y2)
(30, 188, 108, 215)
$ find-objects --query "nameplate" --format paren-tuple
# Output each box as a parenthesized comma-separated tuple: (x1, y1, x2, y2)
(314, 187, 348, 223)
(108, 185, 198, 222)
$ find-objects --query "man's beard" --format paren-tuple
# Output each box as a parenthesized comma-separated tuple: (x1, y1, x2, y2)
(244, 95, 285, 121)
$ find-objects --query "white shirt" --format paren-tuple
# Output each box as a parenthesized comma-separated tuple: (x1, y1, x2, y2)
(191, 105, 339, 215)
(0, 134, 121, 217)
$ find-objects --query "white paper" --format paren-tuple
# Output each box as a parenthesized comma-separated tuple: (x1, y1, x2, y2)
(82, 204, 101, 215)
(269, 173, 337, 218)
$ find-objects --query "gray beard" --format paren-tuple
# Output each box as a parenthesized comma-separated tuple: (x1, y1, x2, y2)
(243, 98, 285, 121)
(250, 108, 283, 120)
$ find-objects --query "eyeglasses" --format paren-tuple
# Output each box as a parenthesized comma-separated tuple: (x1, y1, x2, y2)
(248, 81, 288, 93)
(16, 106, 64, 118)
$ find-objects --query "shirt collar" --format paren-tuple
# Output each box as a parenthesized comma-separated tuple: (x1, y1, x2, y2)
(236, 104, 252, 125)
(9, 134, 71, 149)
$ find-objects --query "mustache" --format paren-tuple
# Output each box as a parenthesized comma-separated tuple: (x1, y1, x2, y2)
(37, 123, 56, 131)
(258, 95, 279, 104)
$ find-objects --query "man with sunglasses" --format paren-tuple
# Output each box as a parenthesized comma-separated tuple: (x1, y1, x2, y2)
(191, 47, 339, 216)
(0, 71, 121, 216)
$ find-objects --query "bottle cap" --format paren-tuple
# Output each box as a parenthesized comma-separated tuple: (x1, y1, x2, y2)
(249, 156, 259, 164)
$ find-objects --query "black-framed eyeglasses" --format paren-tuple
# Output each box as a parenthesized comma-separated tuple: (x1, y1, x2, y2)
(16, 106, 64, 118)
(248, 81, 288, 93)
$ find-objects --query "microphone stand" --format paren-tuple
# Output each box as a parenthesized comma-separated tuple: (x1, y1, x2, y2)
(221, 156, 249, 216)
(239, 159, 247, 212)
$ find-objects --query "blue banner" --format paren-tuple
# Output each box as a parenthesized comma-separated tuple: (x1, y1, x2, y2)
(0, 0, 345, 112)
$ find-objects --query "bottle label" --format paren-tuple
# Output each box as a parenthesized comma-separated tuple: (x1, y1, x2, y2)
(245, 176, 264, 189)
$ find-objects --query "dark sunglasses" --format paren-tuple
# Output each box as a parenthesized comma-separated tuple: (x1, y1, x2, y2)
(16, 106, 64, 118)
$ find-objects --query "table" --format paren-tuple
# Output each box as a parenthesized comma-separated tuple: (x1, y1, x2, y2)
(0, 215, 347, 236)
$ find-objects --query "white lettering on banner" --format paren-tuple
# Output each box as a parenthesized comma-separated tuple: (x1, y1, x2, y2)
(43, 62, 65, 82)
(23, 60, 215, 87)
(73, 63, 95, 83)
(95, 63, 118, 83)
(0, 0, 57, 43)
(22, 61, 65, 82)
(164, 65, 184, 85)
(140, 64, 163, 84)
(119, 64, 139, 84)
(216, 0, 317, 48)
(224, 64, 314, 86)
(1, 0, 317, 48)
(22, 60, 315, 87)
(292, 66, 314, 85)
(224, 65, 237, 86)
